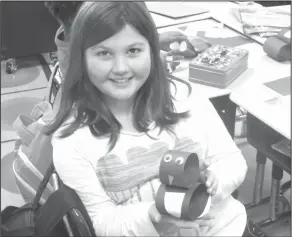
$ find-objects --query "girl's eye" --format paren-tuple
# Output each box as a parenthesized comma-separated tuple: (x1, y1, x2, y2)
(163, 154, 172, 163)
(175, 157, 184, 165)
(97, 51, 111, 57)
(128, 48, 142, 55)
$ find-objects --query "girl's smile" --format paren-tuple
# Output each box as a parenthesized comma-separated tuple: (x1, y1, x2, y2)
(109, 76, 134, 85)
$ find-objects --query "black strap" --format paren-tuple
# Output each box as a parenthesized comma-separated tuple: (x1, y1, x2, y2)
(1, 226, 35, 237)
(1, 206, 19, 222)
(35, 188, 76, 235)
(32, 162, 55, 210)
(35, 183, 95, 236)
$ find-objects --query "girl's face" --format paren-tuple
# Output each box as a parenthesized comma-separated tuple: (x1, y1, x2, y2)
(85, 24, 151, 104)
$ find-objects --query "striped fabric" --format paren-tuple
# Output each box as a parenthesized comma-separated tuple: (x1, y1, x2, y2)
(12, 101, 56, 204)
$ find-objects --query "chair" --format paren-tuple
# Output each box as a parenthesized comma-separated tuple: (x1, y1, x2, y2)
(46, 61, 63, 106)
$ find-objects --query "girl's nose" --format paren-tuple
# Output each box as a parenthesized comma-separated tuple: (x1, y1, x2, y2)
(111, 56, 129, 75)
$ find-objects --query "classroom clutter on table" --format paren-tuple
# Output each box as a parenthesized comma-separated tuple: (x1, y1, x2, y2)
(189, 37, 212, 54)
(168, 41, 198, 58)
(164, 38, 250, 88)
(189, 45, 249, 88)
(162, 17, 253, 88)
(163, 40, 198, 73)
(155, 151, 211, 220)
(232, 5, 290, 39)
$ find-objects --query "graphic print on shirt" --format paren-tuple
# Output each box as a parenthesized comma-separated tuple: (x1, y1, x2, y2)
(96, 137, 203, 205)
(96, 142, 168, 204)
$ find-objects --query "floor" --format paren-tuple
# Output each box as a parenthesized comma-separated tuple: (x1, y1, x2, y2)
(1, 55, 291, 236)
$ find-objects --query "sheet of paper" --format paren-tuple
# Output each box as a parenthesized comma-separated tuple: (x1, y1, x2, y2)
(146, 2, 208, 19)
(264, 77, 291, 97)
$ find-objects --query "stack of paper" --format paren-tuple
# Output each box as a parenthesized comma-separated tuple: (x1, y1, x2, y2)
(232, 6, 290, 39)
(239, 8, 290, 28)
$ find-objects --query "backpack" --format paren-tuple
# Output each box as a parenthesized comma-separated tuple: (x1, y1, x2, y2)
(12, 62, 61, 204)
(1, 63, 95, 236)
(1, 162, 96, 236)
(12, 100, 56, 204)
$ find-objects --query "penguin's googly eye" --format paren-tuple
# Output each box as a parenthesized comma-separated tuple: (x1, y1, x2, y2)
(175, 157, 184, 165)
(163, 154, 172, 162)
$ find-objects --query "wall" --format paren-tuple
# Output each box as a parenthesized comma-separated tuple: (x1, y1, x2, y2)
(1, 1, 59, 58)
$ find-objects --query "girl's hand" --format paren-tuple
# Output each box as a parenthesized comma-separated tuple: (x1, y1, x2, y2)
(149, 203, 215, 235)
(200, 161, 218, 196)
(196, 213, 216, 233)
(149, 203, 162, 224)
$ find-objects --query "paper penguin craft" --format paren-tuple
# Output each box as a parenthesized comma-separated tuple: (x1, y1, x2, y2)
(155, 151, 211, 220)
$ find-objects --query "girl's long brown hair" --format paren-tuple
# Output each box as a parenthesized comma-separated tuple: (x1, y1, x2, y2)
(45, 1, 190, 151)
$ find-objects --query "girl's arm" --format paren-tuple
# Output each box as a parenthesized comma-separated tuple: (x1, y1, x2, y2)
(52, 135, 159, 237)
(190, 93, 248, 204)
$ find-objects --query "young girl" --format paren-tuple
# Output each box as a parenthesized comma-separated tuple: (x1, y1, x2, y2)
(45, 2, 248, 236)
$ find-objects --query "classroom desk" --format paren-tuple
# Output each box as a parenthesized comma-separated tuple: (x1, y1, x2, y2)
(230, 78, 291, 229)
(230, 78, 291, 140)
(245, 114, 290, 231)
(148, 1, 290, 138)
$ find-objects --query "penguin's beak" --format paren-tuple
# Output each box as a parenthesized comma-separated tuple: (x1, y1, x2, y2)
(168, 175, 174, 185)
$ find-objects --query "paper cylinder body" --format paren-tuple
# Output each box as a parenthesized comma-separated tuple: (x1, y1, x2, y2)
(263, 37, 291, 62)
(159, 151, 200, 189)
(155, 184, 211, 220)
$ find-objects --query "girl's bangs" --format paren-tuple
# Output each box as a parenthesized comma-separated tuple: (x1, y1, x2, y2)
(83, 2, 154, 49)
(83, 8, 126, 49)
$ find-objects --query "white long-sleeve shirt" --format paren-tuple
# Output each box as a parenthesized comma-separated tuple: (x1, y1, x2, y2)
(52, 88, 248, 236)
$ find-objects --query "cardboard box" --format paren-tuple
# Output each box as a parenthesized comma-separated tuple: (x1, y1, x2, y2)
(189, 45, 249, 88)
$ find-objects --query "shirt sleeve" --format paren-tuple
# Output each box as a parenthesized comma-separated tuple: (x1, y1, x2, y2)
(51, 134, 159, 237)
(190, 93, 248, 205)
